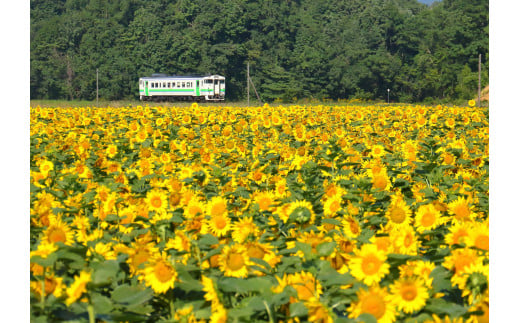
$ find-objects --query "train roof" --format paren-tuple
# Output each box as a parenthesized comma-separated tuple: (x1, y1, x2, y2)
(140, 74, 224, 80)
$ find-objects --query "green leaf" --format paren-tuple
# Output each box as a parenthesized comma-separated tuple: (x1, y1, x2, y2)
(316, 241, 336, 257)
(295, 241, 313, 259)
(430, 266, 453, 293)
(425, 298, 467, 317)
(218, 277, 273, 294)
(30, 253, 58, 268)
(198, 234, 219, 248)
(92, 260, 120, 285)
(111, 284, 154, 306)
(289, 302, 308, 317)
(91, 292, 113, 314)
(355, 313, 377, 323)
(176, 266, 203, 292)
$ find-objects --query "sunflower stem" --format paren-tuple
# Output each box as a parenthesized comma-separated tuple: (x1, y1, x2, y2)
(169, 296, 175, 320)
(40, 267, 46, 310)
(87, 304, 95, 323)
(263, 300, 274, 323)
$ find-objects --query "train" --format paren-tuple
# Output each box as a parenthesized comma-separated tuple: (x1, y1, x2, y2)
(138, 74, 225, 102)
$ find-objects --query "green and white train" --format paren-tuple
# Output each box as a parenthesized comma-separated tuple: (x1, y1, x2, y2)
(139, 74, 225, 101)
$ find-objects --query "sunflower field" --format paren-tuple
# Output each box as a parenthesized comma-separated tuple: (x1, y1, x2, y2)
(30, 103, 489, 323)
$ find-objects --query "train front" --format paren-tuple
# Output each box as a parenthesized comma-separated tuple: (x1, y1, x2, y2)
(202, 75, 225, 101)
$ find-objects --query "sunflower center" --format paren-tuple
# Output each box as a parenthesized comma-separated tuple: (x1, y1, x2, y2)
(330, 200, 340, 213)
(44, 277, 57, 295)
(401, 283, 418, 301)
(258, 197, 272, 211)
(227, 253, 245, 271)
(373, 176, 387, 190)
(248, 245, 265, 259)
(361, 294, 386, 319)
(454, 204, 470, 220)
(389, 206, 406, 224)
(475, 234, 489, 251)
(211, 202, 227, 216)
(48, 227, 66, 243)
(214, 216, 227, 230)
(151, 196, 163, 208)
(403, 233, 414, 247)
(295, 281, 315, 300)
(421, 211, 436, 227)
(132, 249, 150, 269)
(188, 205, 202, 217)
(361, 255, 382, 275)
(154, 261, 174, 283)
(253, 172, 263, 181)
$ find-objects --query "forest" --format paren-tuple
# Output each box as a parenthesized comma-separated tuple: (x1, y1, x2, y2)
(30, 0, 488, 103)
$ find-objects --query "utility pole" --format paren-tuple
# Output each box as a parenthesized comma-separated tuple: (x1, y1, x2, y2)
(478, 54, 481, 107)
(247, 62, 250, 107)
(96, 68, 99, 107)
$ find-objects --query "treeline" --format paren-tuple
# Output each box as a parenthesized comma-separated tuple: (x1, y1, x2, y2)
(30, 0, 488, 103)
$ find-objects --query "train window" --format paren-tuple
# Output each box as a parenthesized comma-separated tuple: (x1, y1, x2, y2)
(167, 82, 170, 88)
(151, 83, 154, 88)
(182, 82, 186, 88)
(206, 79, 213, 84)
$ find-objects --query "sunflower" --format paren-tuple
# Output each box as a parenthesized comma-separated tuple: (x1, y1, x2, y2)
(210, 302, 228, 323)
(288, 271, 323, 302)
(461, 262, 489, 305)
(370, 144, 386, 158)
(392, 226, 419, 255)
(445, 221, 471, 246)
(106, 144, 118, 158)
(246, 241, 281, 269)
(30, 240, 58, 259)
(384, 196, 412, 229)
(448, 196, 475, 222)
(306, 298, 333, 323)
(372, 170, 391, 191)
(31, 273, 65, 298)
(142, 252, 178, 294)
(348, 285, 397, 323)
(201, 275, 220, 305)
(413, 261, 435, 287)
(219, 244, 251, 278)
(286, 200, 316, 224)
(390, 277, 429, 314)
(443, 247, 484, 289)
(127, 241, 159, 276)
(43, 218, 75, 246)
(414, 203, 444, 233)
(39, 159, 54, 178)
(254, 191, 276, 212)
(342, 216, 361, 239)
(349, 243, 390, 286)
(144, 189, 168, 213)
(165, 231, 192, 253)
(65, 270, 92, 306)
(323, 195, 342, 217)
(467, 220, 489, 251)
(205, 212, 231, 238)
(184, 198, 205, 219)
(231, 217, 257, 243)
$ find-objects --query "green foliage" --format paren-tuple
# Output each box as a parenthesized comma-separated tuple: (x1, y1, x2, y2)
(31, 0, 488, 102)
